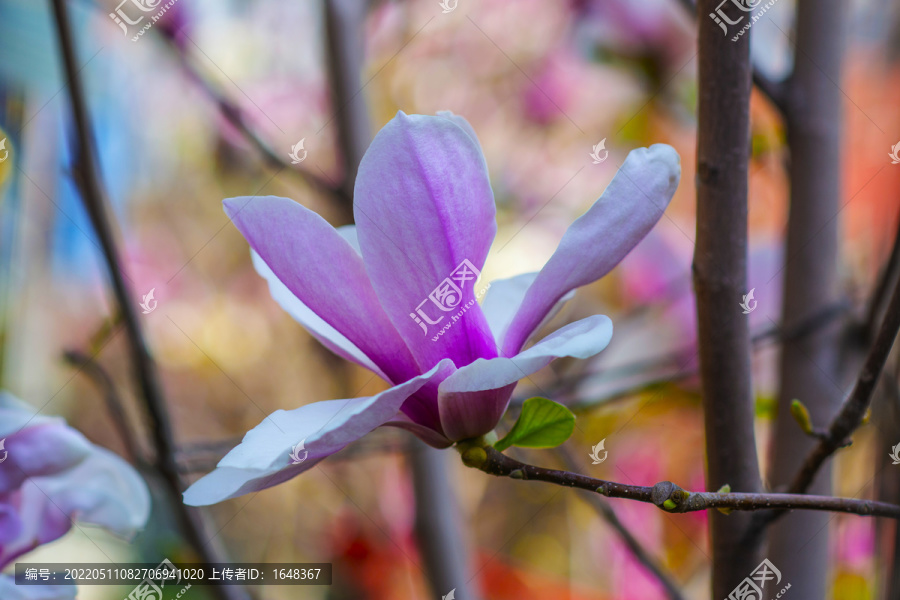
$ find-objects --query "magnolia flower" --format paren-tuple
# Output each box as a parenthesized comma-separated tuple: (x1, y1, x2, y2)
(0, 393, 150, 600)
(184, 112, 680, 506)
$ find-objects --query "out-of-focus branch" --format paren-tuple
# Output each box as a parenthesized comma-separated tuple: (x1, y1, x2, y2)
(865, 215, 900, 339)
(63, 349, 145, 466)
(555, 447, 687, 600)
(50, 4, 249, 598)
(457, 444, 900, 519)
(751, 272, 900, 531)
(176, 435, 407, 473)
(787, 274, 900, 495)
(409, 439, 475, 599)
(764, 0, 845, 593)
(524, 298, 850, 412)
(154, 28, 349, 208)
(324, 0, 371, 223)
(694, 1, 762, 593)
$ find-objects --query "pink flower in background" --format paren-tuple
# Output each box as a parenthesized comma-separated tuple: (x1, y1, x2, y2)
(835, 519, 874, 569)
(0, 393, 150, 600)
(522, 51, 580, 125)
(184, 111, 680, 506)
(619, 229, 784, 347)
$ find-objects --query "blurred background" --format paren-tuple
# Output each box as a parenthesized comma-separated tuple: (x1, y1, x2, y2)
(1, 0, 899, 598)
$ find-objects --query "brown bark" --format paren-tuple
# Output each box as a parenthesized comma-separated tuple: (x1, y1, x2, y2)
(50, 2, 248, 599)
(766, 0, 846, 596)
(694, 3, 763, 595)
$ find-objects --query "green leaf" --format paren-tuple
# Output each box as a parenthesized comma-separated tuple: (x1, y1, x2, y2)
(494, 397, 575, 452)
(790, 399, 813, 435)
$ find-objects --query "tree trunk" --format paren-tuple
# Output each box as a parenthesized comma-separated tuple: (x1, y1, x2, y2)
(766, 0, 845, 596)
(694, 4, 763, 596)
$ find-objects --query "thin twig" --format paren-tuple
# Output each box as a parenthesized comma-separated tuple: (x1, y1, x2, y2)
(750, 273, 900, 532)
(555, 447, 687, 600)
(524, 298, 850, 412)
(864, 214, 900, 339)
(457, 444, 900, 520)
(50, 3, 249, 598)
(63, 349, 145, 466)
(788, 274, 900, 494)
(154, 27, 349, 207)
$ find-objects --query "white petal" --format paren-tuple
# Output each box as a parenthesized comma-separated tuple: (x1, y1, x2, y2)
(480, 272, 575, 349)
(184, 359, 455, 506)
(34, 446, 151, 538)
(251, 250, 389, 381)
(440, 315, 614, 395)
(0, 393, 58, 439)
(336, 225, 361, 254)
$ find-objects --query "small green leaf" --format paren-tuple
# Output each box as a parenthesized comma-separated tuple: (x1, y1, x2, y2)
(716, 484, 733, 514)
(494, 397, 575, 452)
(790, 399, 813, 435)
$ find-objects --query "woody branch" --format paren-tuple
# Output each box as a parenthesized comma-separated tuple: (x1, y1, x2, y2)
(457, 443, 900, 520)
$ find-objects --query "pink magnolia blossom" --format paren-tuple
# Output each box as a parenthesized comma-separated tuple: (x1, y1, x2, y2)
(184, 112, 680, 506)
(0, 393, 150, 599)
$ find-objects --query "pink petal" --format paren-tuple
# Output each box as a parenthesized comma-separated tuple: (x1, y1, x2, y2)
(438, 315, 613, 440)
(354, 112, 498, 372)
(502, 145, 680, 356)
(224, 195, 419, 383)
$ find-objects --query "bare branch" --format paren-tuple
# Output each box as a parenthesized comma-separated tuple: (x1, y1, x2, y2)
(154, 28, 349, 208)
(50, 3, 251, 598)
(458, 444, 900, 520)
(865, 214, 900, 339)
(63, 349, 145, 466)
(788, 274, 900, 495)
